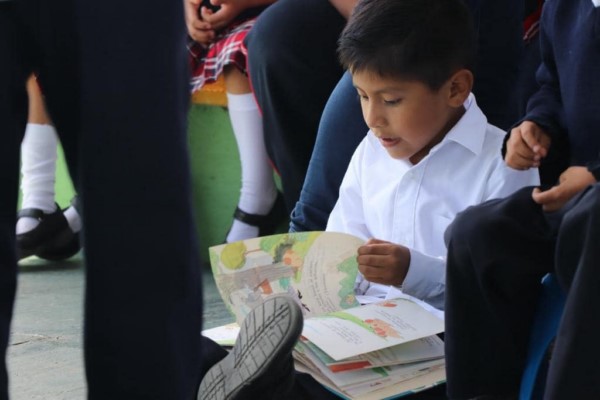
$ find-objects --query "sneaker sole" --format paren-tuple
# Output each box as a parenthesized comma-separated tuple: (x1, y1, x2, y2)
(198, 295, 303, 400)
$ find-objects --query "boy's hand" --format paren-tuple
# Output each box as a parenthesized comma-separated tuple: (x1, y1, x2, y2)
(357, 239, 410, 287)
(505, 121, 551, 170)
(532, 166, 596, 211)
(185, 0, 216, 45)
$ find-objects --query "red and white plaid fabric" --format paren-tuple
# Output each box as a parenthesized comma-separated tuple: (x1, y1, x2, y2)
(188, 18, 255, 93)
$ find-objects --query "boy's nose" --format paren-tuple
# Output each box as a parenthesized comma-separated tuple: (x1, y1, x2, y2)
(363, 104, 385, 129)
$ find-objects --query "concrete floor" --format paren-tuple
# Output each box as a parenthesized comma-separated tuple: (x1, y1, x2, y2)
(7, 253, 233, 399)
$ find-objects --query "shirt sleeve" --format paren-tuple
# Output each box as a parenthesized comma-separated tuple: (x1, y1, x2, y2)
(522, 7, 565, 141)
(401, 249, 446, 311)
(402, 148, 540, 311)
(483, 157, 540, 200)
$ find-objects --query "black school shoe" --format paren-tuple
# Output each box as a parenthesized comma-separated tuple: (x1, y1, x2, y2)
(198, 295, 303, 400)
(227, 192, 288, 243)
(16, 200, 81, 261)
(16, 204, 68, 260)
(35, 222, 80, 261)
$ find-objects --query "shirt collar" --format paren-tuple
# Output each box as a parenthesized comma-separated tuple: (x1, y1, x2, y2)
(593, 0, 600, 7)
(437, 93, 488, 156)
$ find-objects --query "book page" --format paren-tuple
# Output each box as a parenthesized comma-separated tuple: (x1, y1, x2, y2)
(201, 323, 240, 347)
(302, 298, 444, 360)
(299, 335, 444, 372)
(208, 231, 365, 324)
(295, 360, 446, 400)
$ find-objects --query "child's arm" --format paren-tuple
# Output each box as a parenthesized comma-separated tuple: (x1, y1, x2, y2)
(356, 239, 410, 287)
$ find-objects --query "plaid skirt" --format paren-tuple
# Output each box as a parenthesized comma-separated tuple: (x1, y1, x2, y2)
(188, 18, 255, 93)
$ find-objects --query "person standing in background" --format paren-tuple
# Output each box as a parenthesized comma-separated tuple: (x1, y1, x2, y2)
(0, 1, 203, 398)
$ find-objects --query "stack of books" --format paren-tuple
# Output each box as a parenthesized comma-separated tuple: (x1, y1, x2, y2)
(207, 232, 447, 400)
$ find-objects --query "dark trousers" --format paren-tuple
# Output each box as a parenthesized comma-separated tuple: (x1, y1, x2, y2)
(465, 0, 524, 130)
(289, 72, 367, 232)
(245, 0, 347, 213)
(445, 184, 600, 399)
(0, 2, 203, 399)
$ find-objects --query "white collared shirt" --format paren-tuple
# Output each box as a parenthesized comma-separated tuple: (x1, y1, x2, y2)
(326, 94, 540, 311)
(593, 0, 600, 7)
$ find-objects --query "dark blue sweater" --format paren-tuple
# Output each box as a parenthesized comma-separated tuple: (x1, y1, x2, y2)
(525, 0, 600, 169)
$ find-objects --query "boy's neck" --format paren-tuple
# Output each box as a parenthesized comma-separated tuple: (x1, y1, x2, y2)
(409, 105, 467, 165)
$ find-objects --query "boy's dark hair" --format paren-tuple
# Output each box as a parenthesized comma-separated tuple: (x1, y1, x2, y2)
(338, 0, 475, 90)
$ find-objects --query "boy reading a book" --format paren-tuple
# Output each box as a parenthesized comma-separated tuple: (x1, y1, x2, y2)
(197, 0, 539, 399)
(326, 0, 539, 310)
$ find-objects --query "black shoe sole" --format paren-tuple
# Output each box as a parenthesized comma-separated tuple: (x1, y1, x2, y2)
(198, 295, 303, 400)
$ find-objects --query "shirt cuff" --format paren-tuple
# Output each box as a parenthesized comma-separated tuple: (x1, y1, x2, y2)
(401, 249, 446, 310)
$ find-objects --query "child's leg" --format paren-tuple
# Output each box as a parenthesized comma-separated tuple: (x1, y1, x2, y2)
(18, 76, 82, 260)
(223, 66, 279, 242)
(17, 76, 59, 234)
(444, 187, 554, 399)
(546, 183, 600, 399)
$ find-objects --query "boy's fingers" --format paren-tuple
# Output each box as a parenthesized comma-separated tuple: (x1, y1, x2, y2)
(520, 128, 542, 153)
(357, 254, 388, 267)
(505, 153, 536, 170)
(358, 265, 392, 285)
(532, 186, 561, 208)
(357, 243, 392, 256)
(520, 124, 551, 157)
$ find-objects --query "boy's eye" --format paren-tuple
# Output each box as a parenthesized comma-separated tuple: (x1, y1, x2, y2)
(384, 98, 401, 105)
(357, 94, 368, 101)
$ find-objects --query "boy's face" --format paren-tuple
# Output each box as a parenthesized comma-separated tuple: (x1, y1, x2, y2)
(353, 70, 458, 164)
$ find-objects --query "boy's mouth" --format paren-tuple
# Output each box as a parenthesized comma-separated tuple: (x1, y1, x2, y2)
(379, 137, 401, 148)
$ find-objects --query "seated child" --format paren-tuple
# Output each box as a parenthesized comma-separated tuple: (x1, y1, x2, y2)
(186, 0, 285, 243)
(443, 0, 600, 398)
(325, 0, 539, 310)
(197, 0, 539, 398)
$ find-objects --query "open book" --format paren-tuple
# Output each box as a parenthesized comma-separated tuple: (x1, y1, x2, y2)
(207, 231, 446, 399)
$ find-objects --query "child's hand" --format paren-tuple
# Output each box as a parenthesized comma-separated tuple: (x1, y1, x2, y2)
(505, 121, 551, 170)
(185, 0, 216, 45)
(532, 166, 596, 211)
(357, 239, 410, 287)
(200, 0, 246, 31)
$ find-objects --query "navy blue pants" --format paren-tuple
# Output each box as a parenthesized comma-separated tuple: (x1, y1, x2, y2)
(245, 0, 348, 214)
(0, 1, 203, 399)
(289, 72, 367, 233)
(445, 184, 600, 399)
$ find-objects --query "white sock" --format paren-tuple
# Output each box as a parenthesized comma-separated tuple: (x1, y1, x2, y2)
(63, 206, 82, 233)
(17, 124, 59, 235)
(226, 92, 277, 242)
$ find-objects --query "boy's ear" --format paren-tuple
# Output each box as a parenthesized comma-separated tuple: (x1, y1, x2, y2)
(447, 69, 473, 107)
